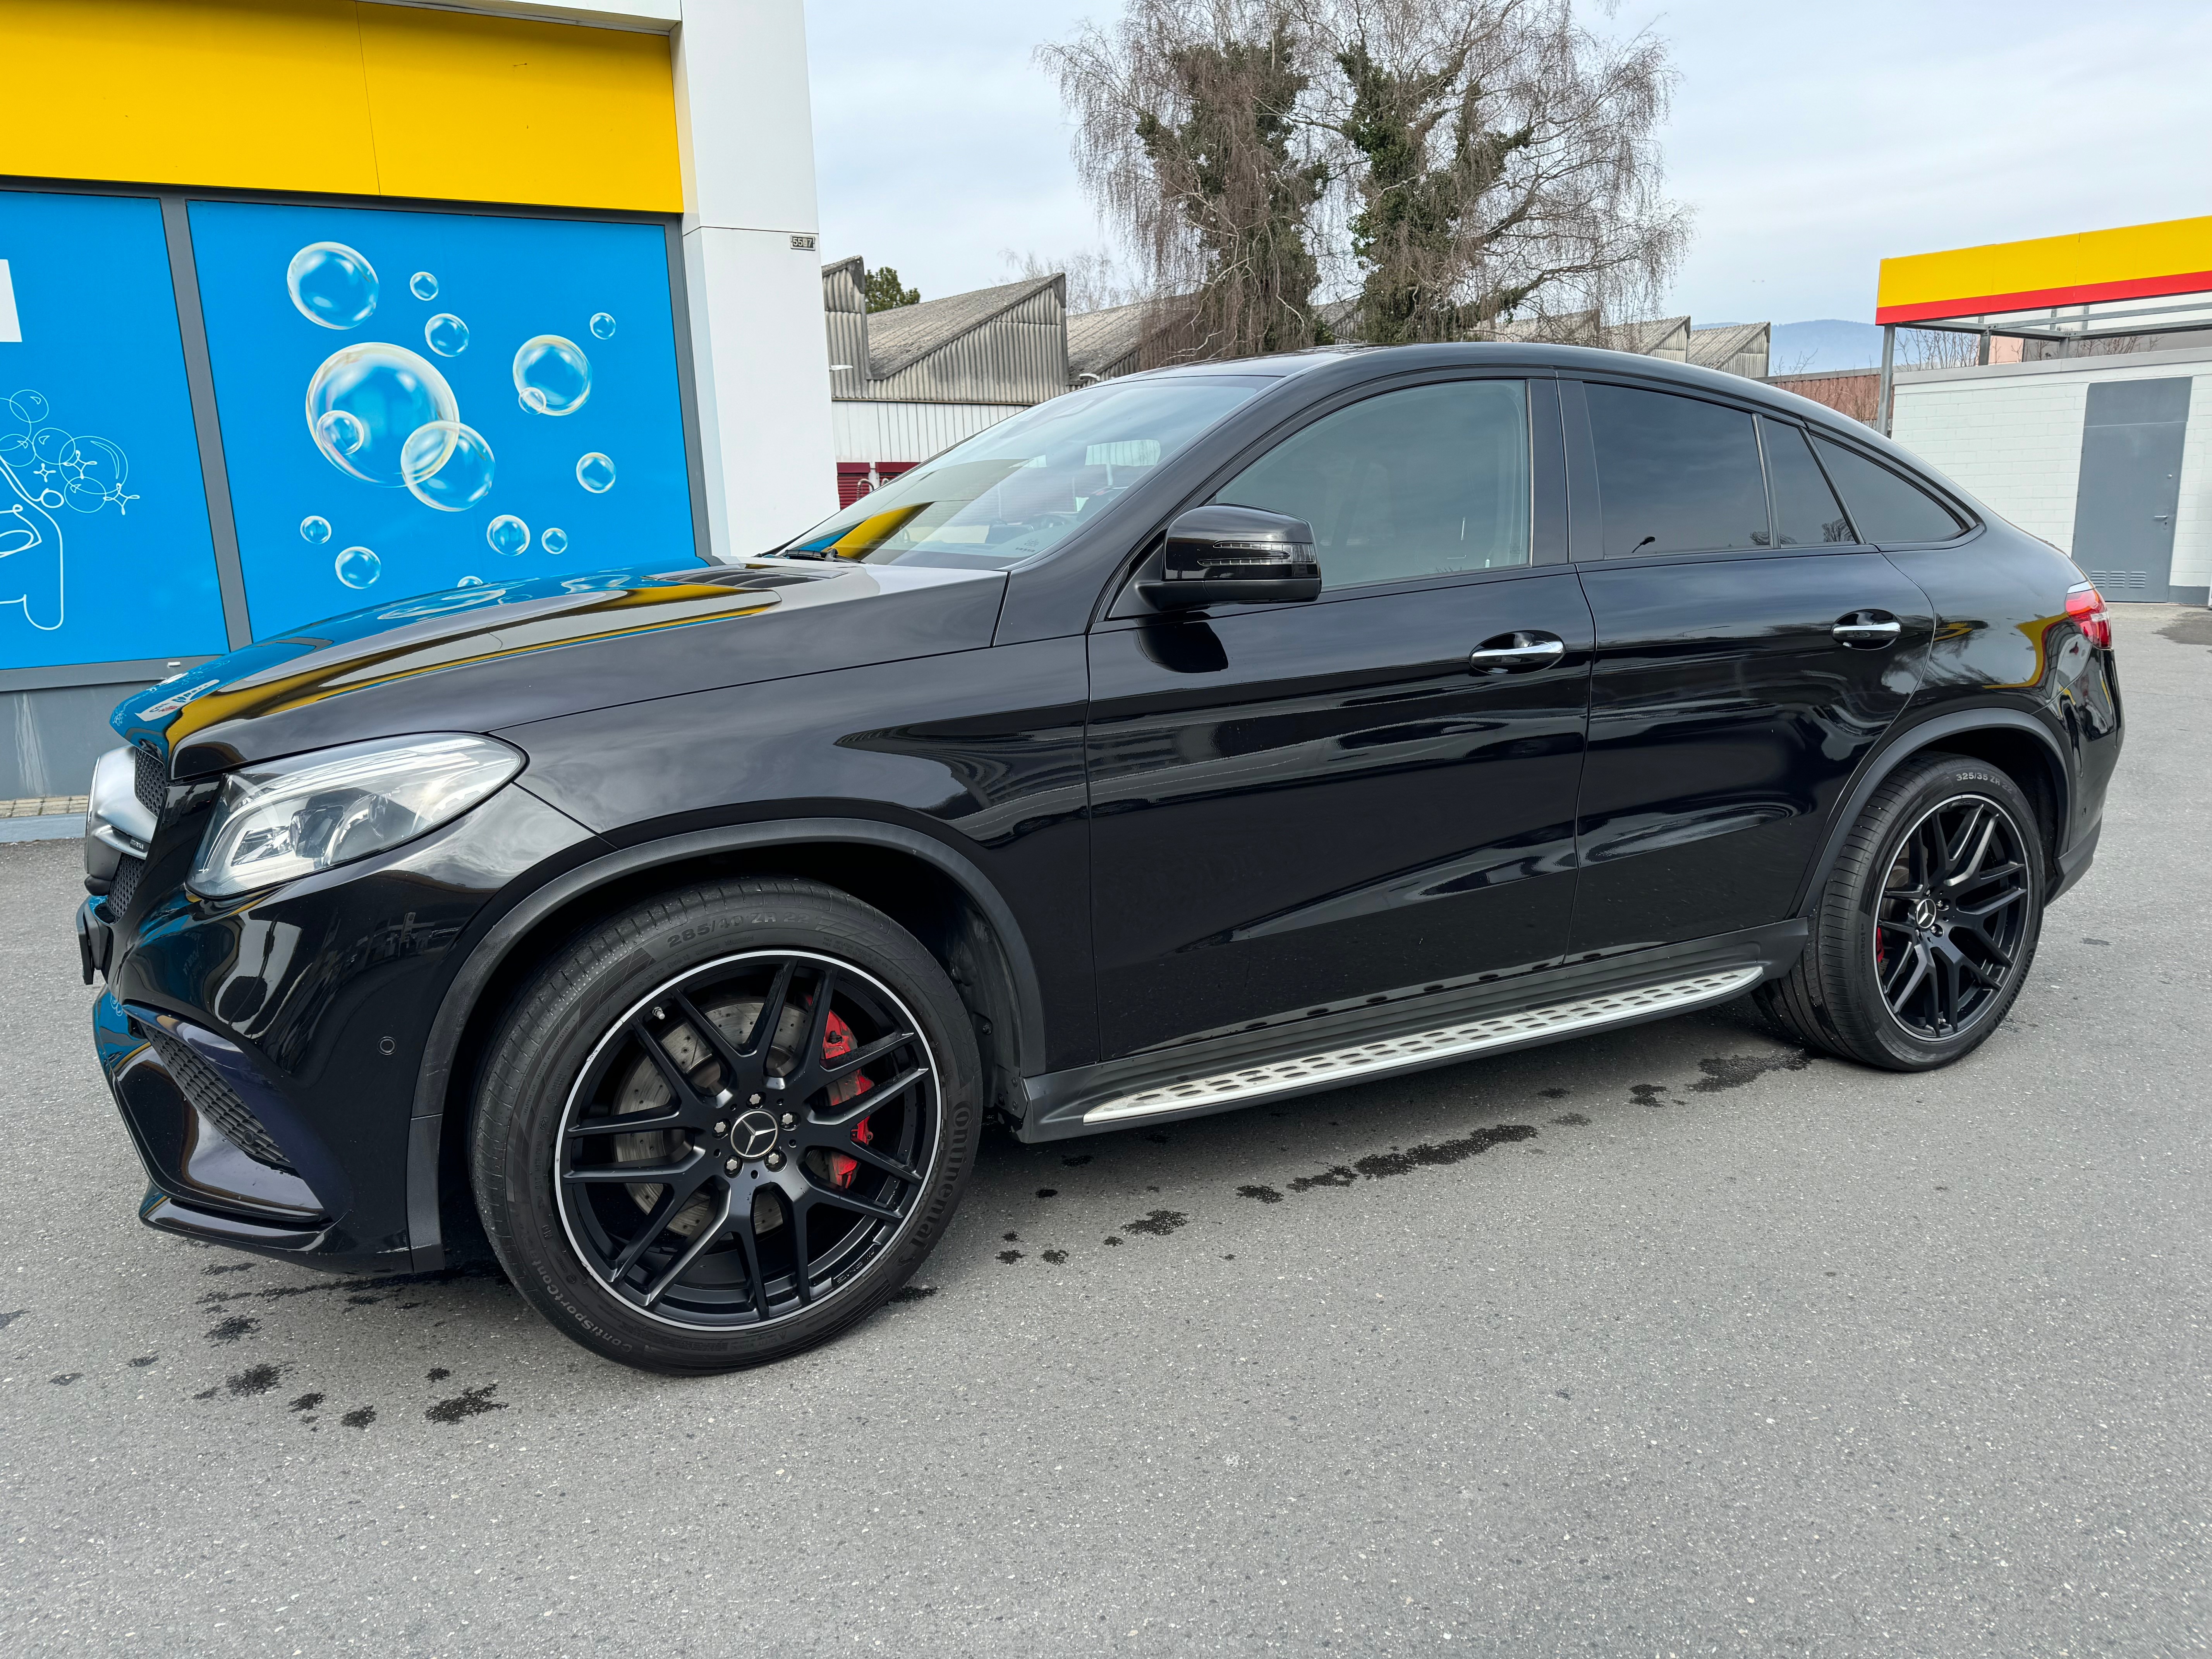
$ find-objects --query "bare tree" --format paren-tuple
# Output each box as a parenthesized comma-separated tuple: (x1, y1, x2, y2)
(1298, 0, 1688, 345)
(998, 247, 1145, 314)
(1040, 1, 1331, 360)
(1893, 327, 1984, 370)
(1040, 0, 1688, 361)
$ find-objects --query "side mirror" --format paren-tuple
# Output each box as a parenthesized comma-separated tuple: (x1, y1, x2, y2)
(1138, 506, 1320, 610)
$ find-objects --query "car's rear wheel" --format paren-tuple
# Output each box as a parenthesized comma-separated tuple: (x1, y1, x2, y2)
(1757, 755, 2044, 1071)
(471, 877, 980, 1373)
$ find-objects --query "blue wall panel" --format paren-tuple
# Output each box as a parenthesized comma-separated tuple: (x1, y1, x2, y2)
(0, 190, 230, 670)
(189, 201, 695, 638)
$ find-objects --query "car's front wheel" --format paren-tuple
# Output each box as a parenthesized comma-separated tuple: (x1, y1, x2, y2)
(470, 877, 980, 1373)
(1758, 754, 2045, 1071)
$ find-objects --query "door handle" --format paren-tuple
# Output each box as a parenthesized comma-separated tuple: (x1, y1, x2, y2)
(1832, 611, 1903, 648)
(1469, 632, 1566, 673)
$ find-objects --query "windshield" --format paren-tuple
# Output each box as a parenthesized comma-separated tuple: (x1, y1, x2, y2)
(777, 377, 1269, 568)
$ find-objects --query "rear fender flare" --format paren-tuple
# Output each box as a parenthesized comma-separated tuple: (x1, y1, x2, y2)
(1793, 707, 2071, 916)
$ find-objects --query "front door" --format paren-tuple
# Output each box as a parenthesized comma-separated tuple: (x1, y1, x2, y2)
(1566, 388, 1934, 953)
(2070, 378, 2190, 602)
(1085, 377, 1593, 1058)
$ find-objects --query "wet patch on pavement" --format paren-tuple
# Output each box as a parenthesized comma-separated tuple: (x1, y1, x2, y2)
(1121, 1209, 1188, 1237)
(425, 1383, 507, 1424)
(1687, 1051, 1814, 1092)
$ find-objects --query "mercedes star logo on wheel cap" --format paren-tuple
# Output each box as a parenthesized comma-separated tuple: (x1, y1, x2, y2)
(731, 1109, 780, 1159)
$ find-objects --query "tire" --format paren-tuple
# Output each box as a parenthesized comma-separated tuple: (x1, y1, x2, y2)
(470, 876, 981, 1374)
(1757, 755, 2045, 1072)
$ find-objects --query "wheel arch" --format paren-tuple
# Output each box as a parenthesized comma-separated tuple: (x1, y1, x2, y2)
(404, 819, 1047, 1271)
(1793, 707, 2071, 919)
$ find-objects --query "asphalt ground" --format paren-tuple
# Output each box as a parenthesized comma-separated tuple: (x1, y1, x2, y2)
(2, 605, 2205, 1657)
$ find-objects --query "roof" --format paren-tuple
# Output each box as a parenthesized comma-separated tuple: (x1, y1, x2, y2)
(1602, 315, 1690, 357)
(1067, 300, 1149, 380)
(1687, 321, 1769, 368)
(865, 275, 1064, 380)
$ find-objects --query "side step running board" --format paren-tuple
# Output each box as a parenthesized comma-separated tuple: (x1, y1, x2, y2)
(1082, 965, 1765, 1126)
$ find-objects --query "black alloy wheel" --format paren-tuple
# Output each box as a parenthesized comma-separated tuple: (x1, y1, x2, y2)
(472, 878, 979, 1373)
(556, 951, 939, 1328)
(1757, 754, 2045, 1072)
(1872, 795, 2032, 1040)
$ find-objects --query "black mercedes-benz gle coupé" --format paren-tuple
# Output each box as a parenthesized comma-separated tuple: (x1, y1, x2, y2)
(77, 343, 2122, 1372)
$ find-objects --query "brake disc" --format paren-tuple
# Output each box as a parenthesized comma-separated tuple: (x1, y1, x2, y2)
(611, 997, 804, 1238)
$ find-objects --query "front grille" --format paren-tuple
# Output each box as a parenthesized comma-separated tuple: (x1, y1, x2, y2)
(143, 1028, 297, 1173)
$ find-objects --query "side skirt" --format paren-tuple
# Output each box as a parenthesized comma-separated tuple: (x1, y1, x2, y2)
(1015, 921, 1805, 1143)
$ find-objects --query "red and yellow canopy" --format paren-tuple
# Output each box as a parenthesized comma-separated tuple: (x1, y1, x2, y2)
(1877, 215, 2212, 326)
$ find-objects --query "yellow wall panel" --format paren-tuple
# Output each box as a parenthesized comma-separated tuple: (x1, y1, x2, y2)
(356, 4, 680, 211)
(0, 0, 677, 212)
(0, 0, 382, 196)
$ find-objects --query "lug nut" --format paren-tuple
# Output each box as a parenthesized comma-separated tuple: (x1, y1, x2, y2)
(714, 1121, 728, 1136)
(766, 1152, 784, 1170)
(781, 1113, 794, 1128)
(749, 1094, 762, 1106)
(725, 1158, 740, 1174)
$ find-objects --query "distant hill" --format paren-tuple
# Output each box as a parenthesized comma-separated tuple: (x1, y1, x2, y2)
(1770, 319, 1884, 375)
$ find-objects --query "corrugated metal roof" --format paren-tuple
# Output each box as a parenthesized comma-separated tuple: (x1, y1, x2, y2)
(1067, 301, 1148, 380)
(1604, 315, 1691, 359)
(1688, 321, 1771, 372)
(866, 275, 1063, 380)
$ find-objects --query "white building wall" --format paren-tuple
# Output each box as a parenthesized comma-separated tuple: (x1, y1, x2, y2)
(831, 402, 1023, 465)
(1891, 345, 2212, 598)
(1891, 376, 2089, 551)
(671, 1, 838, 559)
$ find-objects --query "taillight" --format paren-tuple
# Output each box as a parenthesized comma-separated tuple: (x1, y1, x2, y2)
(2065, 581, 2112, 649)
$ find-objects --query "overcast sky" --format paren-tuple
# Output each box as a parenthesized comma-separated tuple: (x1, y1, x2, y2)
(803, 0, 2212, 325)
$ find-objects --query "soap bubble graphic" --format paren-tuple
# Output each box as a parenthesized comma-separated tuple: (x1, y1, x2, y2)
(456, 575, 486, 586)
(400, 421, 495, 512)
(425, 313, 470, 357)
(514, 335, 591, 416)
(334, 546, 381, 589)
(8, 390, 51, 424)
(410, 271, 439, 301)
(288, 243, 379, 330)
(541, 527, 569, 555)
(300, 515, 331, 544)
(589, 312, 616, 340)
(487, 514, 531, 555)
(575, 452, 616, 493)
(305, 343, 457, 485)
(315, 408, 367, 460)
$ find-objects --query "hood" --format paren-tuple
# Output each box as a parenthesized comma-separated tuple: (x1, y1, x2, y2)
(116, 558, 1008, 778)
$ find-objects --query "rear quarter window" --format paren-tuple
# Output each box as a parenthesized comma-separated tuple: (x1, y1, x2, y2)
(1811, 436, 1967, 544)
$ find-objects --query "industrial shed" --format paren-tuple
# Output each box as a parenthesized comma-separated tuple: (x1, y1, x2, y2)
(823, 258, 1069, 503)
(822, 257, 1775, 505)
(1688, 321, 1771, 379)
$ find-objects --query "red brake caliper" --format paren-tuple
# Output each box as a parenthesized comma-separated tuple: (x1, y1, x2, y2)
(821, 1010, 874, 1189)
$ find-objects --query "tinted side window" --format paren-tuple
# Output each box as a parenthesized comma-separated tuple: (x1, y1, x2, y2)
(1213, 380, 1530, 588)
(1585, 383, 1768, 556)
(1810, 436, 1966, 543)
(1761, 417, 1856, 545)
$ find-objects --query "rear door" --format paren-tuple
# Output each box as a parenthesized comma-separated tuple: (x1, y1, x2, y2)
(1086, 376, 1594, 1057)
(1564, 381, 1938, 954)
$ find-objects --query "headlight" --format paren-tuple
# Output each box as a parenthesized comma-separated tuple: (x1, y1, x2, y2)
(190, 734, 523, 898)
